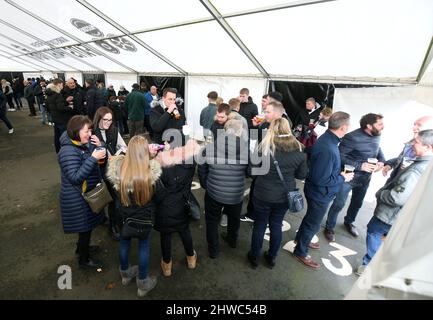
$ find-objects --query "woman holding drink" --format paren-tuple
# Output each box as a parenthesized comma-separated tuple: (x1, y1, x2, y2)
(93, 107, 128, 241)
(58, 115, 106, 270)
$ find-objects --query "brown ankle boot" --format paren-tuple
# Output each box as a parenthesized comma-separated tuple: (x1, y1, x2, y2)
(187, 250, 197, 269)
(161, 259, 172, 277)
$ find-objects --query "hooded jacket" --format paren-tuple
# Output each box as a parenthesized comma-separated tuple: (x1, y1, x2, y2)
(58, 132, 104, 233)
(239, 96, 258, 129)
(106, 155, 164, 223)
(374, 155, 432, 225)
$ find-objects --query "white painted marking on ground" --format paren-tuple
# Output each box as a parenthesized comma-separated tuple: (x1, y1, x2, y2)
(321, 242, 357, 276)
(264, 221, 291, 241)
(191, 182, 200, 190)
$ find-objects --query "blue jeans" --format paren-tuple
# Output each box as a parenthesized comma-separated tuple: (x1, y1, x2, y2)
(325, 174, 371, 230)
(13, 92, 23, 109)
(119, 232, 152, 280)
(250, 197, 288, 258)
(362, 215, 391, 266)
(294, 197, 331, 257)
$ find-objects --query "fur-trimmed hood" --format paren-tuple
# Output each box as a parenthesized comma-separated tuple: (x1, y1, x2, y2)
(106, 155, 162, 192)
(46, 83, 62, 94)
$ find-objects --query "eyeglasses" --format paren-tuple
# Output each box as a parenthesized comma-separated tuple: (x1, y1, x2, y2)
(102, 118, 113, 122)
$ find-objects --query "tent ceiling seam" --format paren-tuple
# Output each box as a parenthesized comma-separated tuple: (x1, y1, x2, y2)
(0, 52, 42, 71)
(75, 0, 187, 75)
(0, 18, 102, 73)
(5, 0, 139, 73)
(199, 0, 269, 77)
(0, 36, 73, 72)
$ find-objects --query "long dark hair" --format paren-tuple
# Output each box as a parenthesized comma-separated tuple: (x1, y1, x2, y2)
(93, 107, 115, 133)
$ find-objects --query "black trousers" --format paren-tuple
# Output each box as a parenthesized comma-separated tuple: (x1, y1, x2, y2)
(6, 94, 15, 109)
(26, 98, 36, 116)
(160, 229, 194, 263)
(204, 192, 242, 256)
(77, 230, 92, 264)
(54, 123, 67, 153)
(246, 178, 256, 218)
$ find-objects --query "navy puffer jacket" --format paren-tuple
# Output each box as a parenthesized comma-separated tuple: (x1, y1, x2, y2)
(58, 132, 104, 233)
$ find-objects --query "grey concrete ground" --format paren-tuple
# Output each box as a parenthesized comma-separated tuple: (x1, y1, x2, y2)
(0, 107, 375, 300)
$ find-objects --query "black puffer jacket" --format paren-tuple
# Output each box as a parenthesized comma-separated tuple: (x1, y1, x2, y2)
(46, 84, 75, 125)
(198, 134, 248, 205)
(154, 163, 196, 233)
(239, 97, 258, 129)
(85, 85, 105, 120)
(252, 149, 308, 204)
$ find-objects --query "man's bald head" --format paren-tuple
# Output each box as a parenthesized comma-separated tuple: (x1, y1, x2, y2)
(413, 115, 433, 137)
(150, 86, 157, 95)
(66, 78, 76, 89)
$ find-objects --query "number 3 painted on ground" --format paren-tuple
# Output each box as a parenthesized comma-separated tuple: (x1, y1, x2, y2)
(321, 242, 357, 276)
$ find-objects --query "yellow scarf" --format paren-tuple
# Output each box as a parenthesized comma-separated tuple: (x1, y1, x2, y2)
(71, 139, 87, 193)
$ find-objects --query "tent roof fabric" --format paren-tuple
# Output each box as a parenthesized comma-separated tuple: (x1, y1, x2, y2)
(0, 0, 432, 84)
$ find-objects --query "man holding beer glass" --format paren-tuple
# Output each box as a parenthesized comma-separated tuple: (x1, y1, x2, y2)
(324, 113, 385, 241)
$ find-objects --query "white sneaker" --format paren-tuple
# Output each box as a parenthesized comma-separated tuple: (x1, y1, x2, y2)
(220, 214, 228, 227)
(240, 214, 254, 222)
(8, 108, 16, 112)
(8, 128, 14, 134)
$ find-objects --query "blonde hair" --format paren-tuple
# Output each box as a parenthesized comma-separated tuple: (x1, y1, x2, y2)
(119, 135, 154, 206)
(216, 96, 224, 106)
(259, 118, 303, 155)
(321, 107, 333, 117)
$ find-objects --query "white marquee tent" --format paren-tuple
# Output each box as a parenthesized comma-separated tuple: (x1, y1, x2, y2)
(1, 0, 432, 137)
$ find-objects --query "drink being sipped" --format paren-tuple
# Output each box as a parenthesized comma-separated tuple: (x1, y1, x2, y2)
(256, 114, 265, 124)
(173, 108, 181, 120)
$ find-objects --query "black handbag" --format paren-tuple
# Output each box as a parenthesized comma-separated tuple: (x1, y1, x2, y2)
(121, 217, 153, 239)
(186, 192, 201, 221)
(270, 151, 304, 213)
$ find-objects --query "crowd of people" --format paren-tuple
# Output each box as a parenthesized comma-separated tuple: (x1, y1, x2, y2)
(3, 77, 432, 297)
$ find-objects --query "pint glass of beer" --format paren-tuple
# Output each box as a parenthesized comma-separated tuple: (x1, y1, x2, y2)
(96, 147, 106, 165)
(344, 164, 355, 174)
(367, 158, 378, 165)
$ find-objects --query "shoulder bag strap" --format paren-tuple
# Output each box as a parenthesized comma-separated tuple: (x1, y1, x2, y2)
(270, 150, 291, 193)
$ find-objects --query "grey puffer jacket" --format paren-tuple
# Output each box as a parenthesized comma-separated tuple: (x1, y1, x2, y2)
(198, 134, 249, 205)
(374, 155, 432, 225)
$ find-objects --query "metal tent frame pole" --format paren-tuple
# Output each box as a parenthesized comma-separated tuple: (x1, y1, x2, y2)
(76, 0, 187, 76)
(5, 0, 139, 73)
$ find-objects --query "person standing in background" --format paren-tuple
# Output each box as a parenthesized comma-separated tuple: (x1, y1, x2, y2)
(23, 79, 37, 117)
(238, 88, 258, 130)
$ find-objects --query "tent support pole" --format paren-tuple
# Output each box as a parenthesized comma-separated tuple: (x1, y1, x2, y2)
(417, 37, 433, 83)
(76, 0, 187, 76)
(199, 0, 269, 78)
